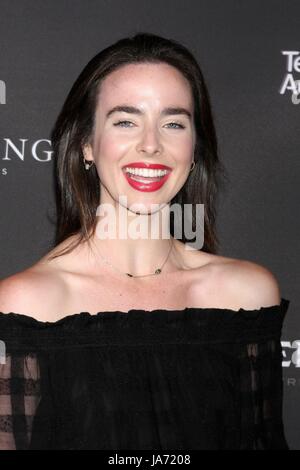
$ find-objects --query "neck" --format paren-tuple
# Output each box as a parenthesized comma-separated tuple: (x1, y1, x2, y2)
(88, 202, 179, 277)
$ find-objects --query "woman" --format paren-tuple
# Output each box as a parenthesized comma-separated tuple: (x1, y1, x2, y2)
(0, 32, 290, 449)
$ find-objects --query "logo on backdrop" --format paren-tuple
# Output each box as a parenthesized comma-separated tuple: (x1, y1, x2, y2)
(0, 340, 5, 365)
(282, 339, 300, 388)
(0, 80, 5, 104)
(279, 50, 300, 104)
(0, 138, 53, 175)
(281, 340, 300, 368)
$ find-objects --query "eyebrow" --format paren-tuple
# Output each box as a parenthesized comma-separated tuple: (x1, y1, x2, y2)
(105, 105, 192, 120)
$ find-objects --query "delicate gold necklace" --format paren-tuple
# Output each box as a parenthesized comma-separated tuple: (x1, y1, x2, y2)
(93, 237, 174, 278)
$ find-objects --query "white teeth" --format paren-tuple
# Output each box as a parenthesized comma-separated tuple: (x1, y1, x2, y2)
(124, 167, 168, 177)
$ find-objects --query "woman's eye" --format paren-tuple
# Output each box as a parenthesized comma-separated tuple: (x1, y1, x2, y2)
(113, 121, 185, 129)
(165, 122, 186, 129)
(113, 120, 135, 128)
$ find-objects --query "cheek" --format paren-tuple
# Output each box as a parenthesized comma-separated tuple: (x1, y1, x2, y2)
(95, 135, 131, 161)
(172, 136, 194, 161)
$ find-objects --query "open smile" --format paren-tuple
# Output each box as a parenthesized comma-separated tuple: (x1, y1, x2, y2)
(122, 166, 172, 192)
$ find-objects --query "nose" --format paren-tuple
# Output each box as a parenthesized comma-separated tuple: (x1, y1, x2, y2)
(136, 123, 163, 155)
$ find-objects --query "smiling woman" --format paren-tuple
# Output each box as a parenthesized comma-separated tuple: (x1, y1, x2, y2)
(0, 32, 290, 450)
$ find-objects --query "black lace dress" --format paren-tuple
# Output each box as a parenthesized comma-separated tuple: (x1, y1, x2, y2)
(0, 298, 290, 450)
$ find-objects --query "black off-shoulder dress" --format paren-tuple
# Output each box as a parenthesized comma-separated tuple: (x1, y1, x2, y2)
(0, 298, 290, 450)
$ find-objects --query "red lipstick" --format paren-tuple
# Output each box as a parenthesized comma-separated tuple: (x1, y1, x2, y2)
(122, 162, 172, 192)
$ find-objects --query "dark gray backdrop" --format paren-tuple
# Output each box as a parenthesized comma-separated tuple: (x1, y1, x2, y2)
(0, 0, 299, 449)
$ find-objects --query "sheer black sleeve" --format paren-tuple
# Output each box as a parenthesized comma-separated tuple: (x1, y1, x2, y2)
(0, 352, 42, 449)
(237, 335, 288, 449)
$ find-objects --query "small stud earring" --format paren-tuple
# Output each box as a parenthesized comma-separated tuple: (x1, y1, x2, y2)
(83, 158, 94, 170)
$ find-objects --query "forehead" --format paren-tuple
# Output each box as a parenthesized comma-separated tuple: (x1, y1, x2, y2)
(97, 62, 193, 109)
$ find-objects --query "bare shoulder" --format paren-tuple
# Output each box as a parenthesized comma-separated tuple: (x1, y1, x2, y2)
(215, 256, 282, 310)
(188, 247, 281, 311)
(0, 235, 83, 320)
(0, 265, 67, 320)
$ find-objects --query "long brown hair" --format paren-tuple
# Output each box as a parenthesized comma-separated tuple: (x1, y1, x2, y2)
(48, 32, 228, 260)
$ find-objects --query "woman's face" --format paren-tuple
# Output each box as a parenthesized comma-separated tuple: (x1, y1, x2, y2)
(83, 62, 196, 213)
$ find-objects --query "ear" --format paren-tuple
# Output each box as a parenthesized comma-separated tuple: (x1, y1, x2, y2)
(82, 143, 94, 162)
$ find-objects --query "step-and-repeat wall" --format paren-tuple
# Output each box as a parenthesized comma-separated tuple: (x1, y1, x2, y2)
(0, 0, 299, 449)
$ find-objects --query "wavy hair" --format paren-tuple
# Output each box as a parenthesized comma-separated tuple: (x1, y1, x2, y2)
(48, 32, 228, 260)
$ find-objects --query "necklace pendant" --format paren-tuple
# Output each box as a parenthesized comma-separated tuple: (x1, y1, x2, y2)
(154, 268, 162, 275)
